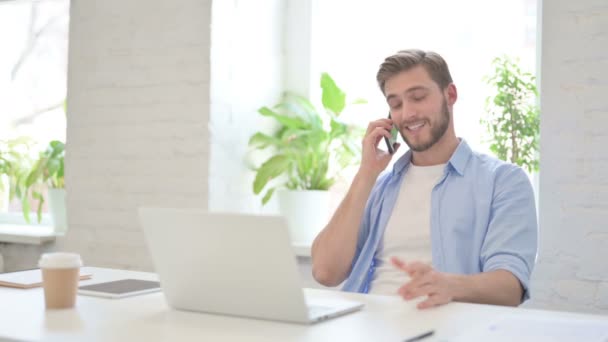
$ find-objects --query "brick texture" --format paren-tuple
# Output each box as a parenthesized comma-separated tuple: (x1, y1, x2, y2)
(529, 0, 608, 314)
(56, 0, 212, 270)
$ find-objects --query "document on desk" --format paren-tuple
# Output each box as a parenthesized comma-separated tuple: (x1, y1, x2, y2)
(0, 269, 92, 289)
(452, 315, 608, 342)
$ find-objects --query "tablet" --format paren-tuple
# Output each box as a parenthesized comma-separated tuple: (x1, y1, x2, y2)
(78, 279, 161, 299)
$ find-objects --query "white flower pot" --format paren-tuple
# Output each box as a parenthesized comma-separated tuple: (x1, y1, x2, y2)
(48, 188, 67, 234)
(278, 190, 330, 246)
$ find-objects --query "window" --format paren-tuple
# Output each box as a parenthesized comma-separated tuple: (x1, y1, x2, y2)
(312, 0, 537, 155)
(209, 0, 539, 214)
(305, 0, 538, 206)
(0, 0, 69, 223)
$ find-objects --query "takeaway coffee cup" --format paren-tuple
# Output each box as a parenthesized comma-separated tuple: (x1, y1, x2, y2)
(38, 253, 82, 309)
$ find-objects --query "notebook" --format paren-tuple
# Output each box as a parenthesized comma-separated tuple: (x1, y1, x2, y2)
(0, 269, 92, 289)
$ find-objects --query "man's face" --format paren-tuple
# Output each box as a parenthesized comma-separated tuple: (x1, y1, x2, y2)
(384, 66, 451, 152)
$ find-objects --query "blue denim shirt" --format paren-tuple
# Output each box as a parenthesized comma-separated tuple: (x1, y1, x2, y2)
(342, 139, 538, 300)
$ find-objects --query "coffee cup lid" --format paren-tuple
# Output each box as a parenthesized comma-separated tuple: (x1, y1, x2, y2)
(38, 253, 82, 269)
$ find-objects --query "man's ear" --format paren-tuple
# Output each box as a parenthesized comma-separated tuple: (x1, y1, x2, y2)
(445, 83, 458, 106)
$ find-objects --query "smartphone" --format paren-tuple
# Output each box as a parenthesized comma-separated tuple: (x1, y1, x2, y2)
(384, 112, 399, 154)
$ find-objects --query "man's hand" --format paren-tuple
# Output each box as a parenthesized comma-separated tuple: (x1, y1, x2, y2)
(391, 257, 525, 309)
(359, 119, 401, 178)
(391, 257, 457, 310)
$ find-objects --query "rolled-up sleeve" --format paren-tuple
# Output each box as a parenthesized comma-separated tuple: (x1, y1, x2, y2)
(480, 165, 538, 301)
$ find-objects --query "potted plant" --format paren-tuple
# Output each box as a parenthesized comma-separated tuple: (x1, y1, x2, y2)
(0, 137, 33, 213)
(20, 140, 66, 232)
(248, 73, 364, 244)
(481, 56, 540, 173)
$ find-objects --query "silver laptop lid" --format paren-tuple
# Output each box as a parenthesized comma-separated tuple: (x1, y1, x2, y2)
(138, 208, 310, 323)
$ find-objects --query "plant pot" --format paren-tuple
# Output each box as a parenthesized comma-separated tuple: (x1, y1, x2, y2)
(277, 190, 330, 246)
(48, 188, 67, 234)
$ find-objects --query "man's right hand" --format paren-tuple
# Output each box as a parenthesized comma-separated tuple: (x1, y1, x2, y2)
(359, 118, 401, 178)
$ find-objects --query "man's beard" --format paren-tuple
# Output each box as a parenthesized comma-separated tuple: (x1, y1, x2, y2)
(400, 98, 450, 152)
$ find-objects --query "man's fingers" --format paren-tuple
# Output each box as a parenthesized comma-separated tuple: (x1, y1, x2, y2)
(398, 271, 434, 295)
(407, 262, 433, 280)
(398, 282, 435, 300)
(407, 261, 432, 275)
(417, 293, 450, 310)
(366, 119, 393, 135)
(390, 259, 452, 309)
(390, 257, 408, 272)
(364, 127, 392, 147)
(391, 258, 431, 277)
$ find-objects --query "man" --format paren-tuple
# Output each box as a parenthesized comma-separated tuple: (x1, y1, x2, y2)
(311, 49, 538, 309)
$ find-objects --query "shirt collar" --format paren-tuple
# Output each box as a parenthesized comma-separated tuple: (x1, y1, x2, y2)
(392, 138, 472, 177)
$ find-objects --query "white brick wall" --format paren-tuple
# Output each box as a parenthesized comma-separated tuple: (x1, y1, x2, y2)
(56, 0, 212, 270)
(0, 243, 54, 272)
(529, 0, 608, 314)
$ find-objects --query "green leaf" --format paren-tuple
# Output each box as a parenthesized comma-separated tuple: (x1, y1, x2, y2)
(258, 107, 309, 130)
(25, 160, 45, 187)
(248, 132, 280, 149)
(253, 155, 290, 195)
(330, 119, 347, 139)
(56, 158, 64, 186)
(32, 191, 44, 223)
(320, 72, 346, 115)
(47, 159, 61, 179)
(49, 140, 65, 158)
(315, 172, 335, 190)
(21, 194, 31, 223)
(261, 188, 275, 205)
(277, 93, 323, 128)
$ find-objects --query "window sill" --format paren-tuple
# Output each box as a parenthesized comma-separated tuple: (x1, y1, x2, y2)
(0, 224, 59, 245)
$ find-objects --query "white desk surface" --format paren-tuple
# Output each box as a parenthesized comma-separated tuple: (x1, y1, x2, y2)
(0, 267, 607, 342)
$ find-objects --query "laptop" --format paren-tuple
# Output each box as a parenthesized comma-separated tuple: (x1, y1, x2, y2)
(138, 207, 363, 324)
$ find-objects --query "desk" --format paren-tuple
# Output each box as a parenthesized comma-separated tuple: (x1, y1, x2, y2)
(0, 267, 606, 341)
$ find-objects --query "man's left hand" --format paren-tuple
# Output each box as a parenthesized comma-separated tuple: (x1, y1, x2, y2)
(391, 257, 459, 309)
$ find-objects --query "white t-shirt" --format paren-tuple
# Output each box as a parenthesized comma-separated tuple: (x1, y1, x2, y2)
(368, 163, 446, 296)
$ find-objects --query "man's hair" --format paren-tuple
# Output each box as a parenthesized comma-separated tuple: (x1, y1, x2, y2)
(376, 49, 453, 94)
